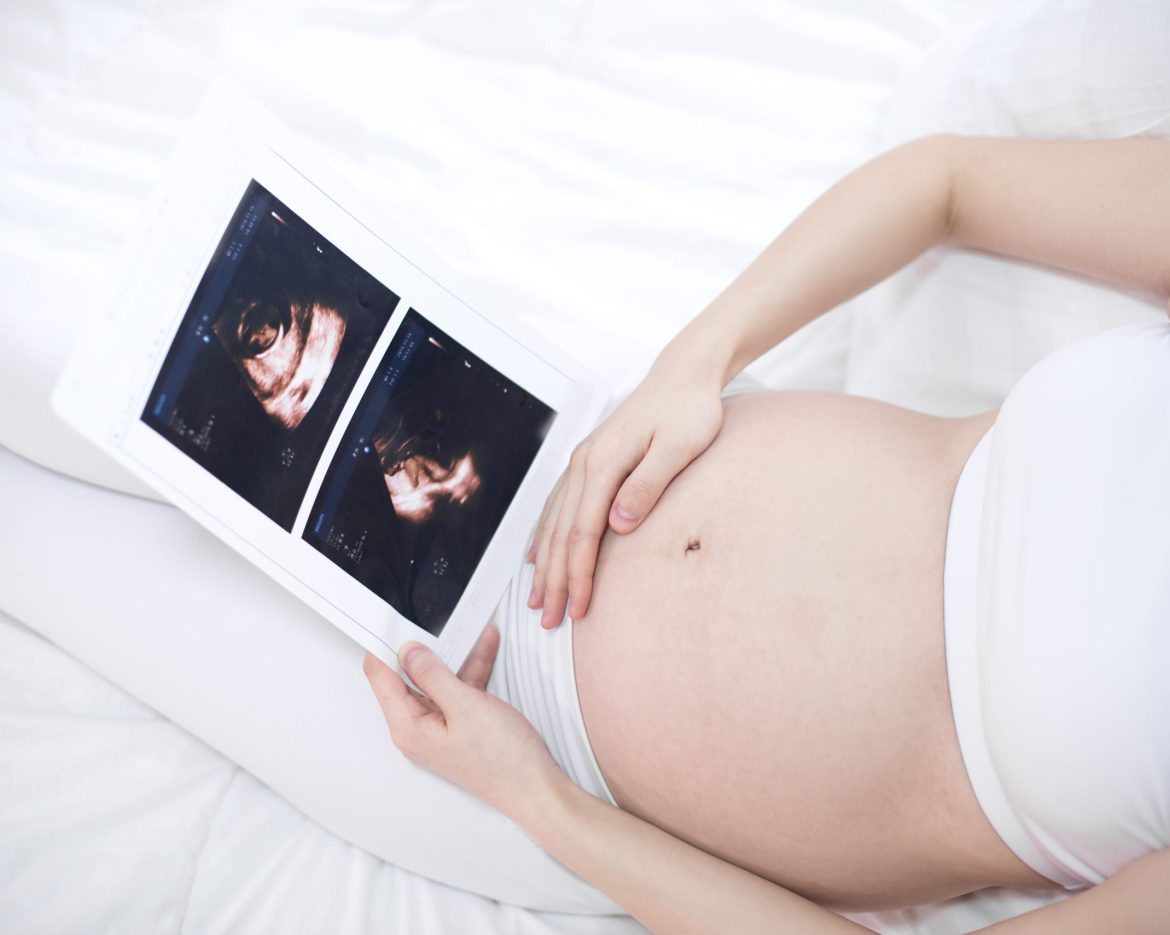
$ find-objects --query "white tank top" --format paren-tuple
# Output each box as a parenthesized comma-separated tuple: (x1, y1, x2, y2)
(944, 322, 1170, 889)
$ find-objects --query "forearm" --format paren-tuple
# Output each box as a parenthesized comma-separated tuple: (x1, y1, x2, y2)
(668, 134, 1170, 387)
(519, 775, 870, 935)
(975, 849, 1170, 935)
(666, 134, 954, 386)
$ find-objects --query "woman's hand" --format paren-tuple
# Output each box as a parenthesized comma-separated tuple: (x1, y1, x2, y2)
(363, 624, 563, 820)
(527, 352, 725, 628)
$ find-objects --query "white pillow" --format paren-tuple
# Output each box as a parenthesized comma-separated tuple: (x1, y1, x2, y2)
(884, 0, 1170, 144)
(844, 0, 1170, 415)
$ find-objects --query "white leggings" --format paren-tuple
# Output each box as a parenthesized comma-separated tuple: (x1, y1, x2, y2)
(0, 446, 622, 914)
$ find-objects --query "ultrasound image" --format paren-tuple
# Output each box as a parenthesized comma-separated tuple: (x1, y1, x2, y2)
(142, 181, 397, 530)
(304, 310, 555, 636)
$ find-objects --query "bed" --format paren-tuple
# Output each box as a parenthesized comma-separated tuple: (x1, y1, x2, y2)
(2, 0, 1166, 931)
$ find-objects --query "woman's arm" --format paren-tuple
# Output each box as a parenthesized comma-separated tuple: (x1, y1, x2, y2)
(521, 767, 868, 935)
(530, 135, 1170, 629)
(975, 848, 1170, 934)
(364, 632, 870, 934)
(697, 135, 1170, 385)
(531, 795, 1170, 935)
(365, 631, 1170, 933)
(951, 137, 1170, 304)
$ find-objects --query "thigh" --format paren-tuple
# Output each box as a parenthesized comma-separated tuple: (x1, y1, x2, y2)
(0, 447, 619, 914)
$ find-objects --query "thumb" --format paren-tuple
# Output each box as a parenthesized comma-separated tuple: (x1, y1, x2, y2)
(610, 441, 686, 533)
(400, 642, 467, 712)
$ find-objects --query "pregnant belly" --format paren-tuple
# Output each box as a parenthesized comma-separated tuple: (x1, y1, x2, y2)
(571, 391, 1032, 910)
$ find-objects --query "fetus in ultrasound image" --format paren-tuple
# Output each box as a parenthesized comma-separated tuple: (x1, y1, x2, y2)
(211, 278, 347, 432)
(142, 181, 397, 530)
(372, 395, 484, 524)
(305, 310, 555, 636)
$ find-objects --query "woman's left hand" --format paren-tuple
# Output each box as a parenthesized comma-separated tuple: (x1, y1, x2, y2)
(363, 624, 564, 820)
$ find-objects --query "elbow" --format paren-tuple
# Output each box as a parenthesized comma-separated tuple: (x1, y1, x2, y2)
(930, 133, 962, 244)
(904, 133, 964, 245)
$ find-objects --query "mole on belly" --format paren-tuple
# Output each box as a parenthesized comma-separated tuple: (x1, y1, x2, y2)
(684, 537, 701, 556)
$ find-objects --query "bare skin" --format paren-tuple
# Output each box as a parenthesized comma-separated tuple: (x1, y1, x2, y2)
(572, 391, 1035, 910)
(367, 136, 1170, 933)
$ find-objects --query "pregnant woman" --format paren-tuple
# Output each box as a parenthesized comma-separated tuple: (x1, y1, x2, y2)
(364, 135, 1170, 932)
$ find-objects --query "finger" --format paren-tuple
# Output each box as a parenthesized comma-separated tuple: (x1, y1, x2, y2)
(456, 623, 500, 691)
(363, 652, 430, 727)
(528, 473, 566, 607)
(610, 437, 693, 533)
(541, 463, 586, 629)
(527, 471, 565, 564)
(531, 475, 566, 608)
(399, 642, 469, 713)
(564, 455, 634, 620)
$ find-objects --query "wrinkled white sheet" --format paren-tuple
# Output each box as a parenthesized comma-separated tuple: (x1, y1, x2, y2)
(0, 0, 1077, 931)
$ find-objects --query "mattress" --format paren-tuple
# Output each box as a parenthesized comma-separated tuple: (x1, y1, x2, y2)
(5, 0, 1142, 931)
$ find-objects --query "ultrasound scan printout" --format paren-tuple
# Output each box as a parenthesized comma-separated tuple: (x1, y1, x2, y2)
(304, 310, 554, 635)
(141, 181, 397, 530)
(52, 92, 605, 663)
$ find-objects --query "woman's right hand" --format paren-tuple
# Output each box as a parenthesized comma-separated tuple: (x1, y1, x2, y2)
(527, 351, 726, 628)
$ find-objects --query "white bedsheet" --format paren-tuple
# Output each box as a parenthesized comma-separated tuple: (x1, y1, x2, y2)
(0, 0, 1079, 932)
(0, 595, 640, 935)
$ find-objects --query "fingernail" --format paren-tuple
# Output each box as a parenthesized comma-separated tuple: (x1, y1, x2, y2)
(540, 609, 554, 629)
(400, 642, 422, 668)
(614, 504, 636, 522)
(527, 586, 542, 609)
